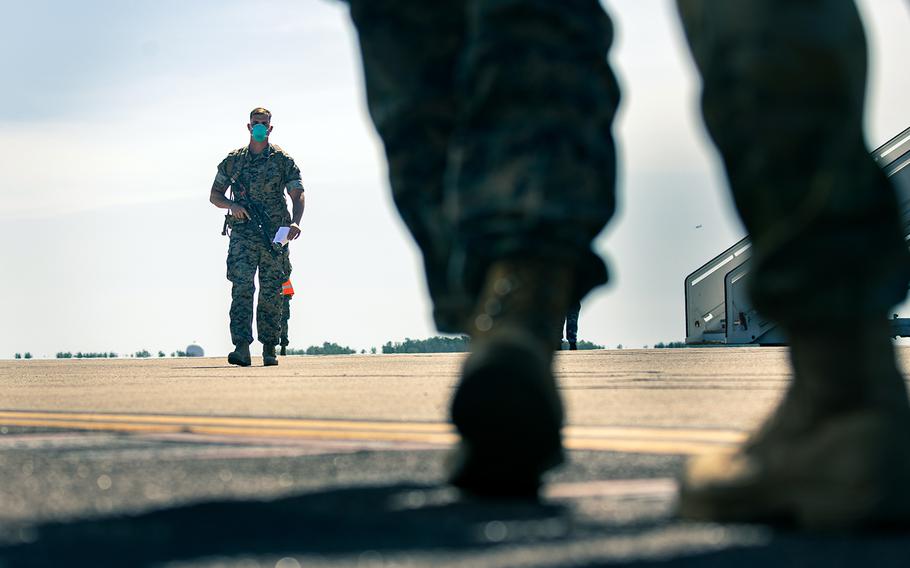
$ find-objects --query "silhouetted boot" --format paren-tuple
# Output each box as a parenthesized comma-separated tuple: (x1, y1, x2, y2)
(678, 319, 910, 529)
(263, 345, 279, 367)
(448, 258, 573, 498)
(227, 342, 251, 367)
(569, 341, 577, 351)
(280, 345, 287, 356)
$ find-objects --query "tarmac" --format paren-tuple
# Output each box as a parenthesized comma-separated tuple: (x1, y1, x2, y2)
(1, 348, 909, 567)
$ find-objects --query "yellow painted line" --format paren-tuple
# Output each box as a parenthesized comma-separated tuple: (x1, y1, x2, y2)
(0, 410, 451, 433)
(0, 410, 745, 455)
(566, 425, 747, 444)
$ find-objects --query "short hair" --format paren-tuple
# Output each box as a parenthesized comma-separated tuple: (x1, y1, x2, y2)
(250, 107, 272, 121)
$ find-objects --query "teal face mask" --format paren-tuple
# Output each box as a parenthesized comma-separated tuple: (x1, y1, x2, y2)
(251, 123, 269, 142)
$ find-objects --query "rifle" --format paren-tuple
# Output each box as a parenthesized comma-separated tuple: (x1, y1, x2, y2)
(226, 177, 286, 258)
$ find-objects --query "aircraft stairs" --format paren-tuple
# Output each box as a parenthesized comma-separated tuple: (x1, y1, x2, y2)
(685, 126, 910, 345)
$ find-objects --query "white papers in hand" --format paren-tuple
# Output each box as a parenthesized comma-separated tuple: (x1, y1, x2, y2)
(273, 226, 291, 246)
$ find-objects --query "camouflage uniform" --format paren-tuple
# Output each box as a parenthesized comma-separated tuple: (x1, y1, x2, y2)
(213, 144, 304, 347)
(564, 300, 580, 345)
(346, 0, 910, 334)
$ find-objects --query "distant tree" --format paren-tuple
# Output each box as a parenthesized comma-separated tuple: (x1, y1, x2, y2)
(135, 349, 151, 358)
(14, 353, 21, 359)
(560, 340, 603, 350)
(71, 352, 117, 358)
(616, 344, 623, 350)
(24, 352, 32, 359)
(158, 351, 166, 358)
(170, 352, 176, 357)
(175, 350, 187, 357)
(56, 352, 73, 359)
(370, 347, 377, 355)
(382, 336, 470, 354)
(304, 342, 356, 355)
(654, 341, 687, 349)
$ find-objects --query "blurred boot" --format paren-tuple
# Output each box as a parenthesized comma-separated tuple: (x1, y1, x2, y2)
(228, 341, 251, 367)
(448, 258, 573, 498)
(280, 346, 287, 356)
(569, 341, 577, 351)
(678, 319, 910, 529)
(263, 345, 279, 367)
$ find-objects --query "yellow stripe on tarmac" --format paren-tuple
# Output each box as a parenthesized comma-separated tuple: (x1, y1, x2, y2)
(0, 410, 744, 455)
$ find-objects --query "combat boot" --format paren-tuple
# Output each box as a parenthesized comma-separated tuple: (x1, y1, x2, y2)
(569, 341, 577, 351)
(228, 342, 251, 367)
(263, 345, 279, 367)
(678, 319, 910, 529)
(280, 345, 287, 356)
(448, 258, 574, 498)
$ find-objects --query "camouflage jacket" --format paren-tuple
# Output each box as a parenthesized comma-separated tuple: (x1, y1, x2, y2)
(213, 144, 304, 231)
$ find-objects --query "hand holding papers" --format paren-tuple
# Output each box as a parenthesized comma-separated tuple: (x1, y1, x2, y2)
(273, 226, 291, 246)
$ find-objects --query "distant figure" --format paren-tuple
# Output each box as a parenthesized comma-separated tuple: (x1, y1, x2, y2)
(344, 0, 910, 528)
(564, 301, 581, 351)
(280, 277, 295, 356)
(209, 107, 305, 367)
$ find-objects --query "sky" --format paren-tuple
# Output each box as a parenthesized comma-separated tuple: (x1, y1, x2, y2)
(2, 0, 910, 358)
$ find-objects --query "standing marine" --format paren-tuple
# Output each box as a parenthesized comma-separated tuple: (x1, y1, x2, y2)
(209, 107, 305, 367)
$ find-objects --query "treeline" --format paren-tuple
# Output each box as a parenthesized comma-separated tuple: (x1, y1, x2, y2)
(560, 340, 604, 350)
(382, 336, 470, 354)
(56, 352, 119, 359)
(286, 342, 358, 356)
(653, 341, 687, 348)
(55, 350, 190, 359)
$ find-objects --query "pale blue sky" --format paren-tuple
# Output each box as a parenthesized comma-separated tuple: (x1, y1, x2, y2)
(2, 0, 909, 358)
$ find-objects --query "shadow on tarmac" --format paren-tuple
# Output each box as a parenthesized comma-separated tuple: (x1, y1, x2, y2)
(2, 482, 909, 567)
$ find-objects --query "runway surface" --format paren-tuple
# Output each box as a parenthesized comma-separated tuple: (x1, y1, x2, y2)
(2, 348, 909, 567)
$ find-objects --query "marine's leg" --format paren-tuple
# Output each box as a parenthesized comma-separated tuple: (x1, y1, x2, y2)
(347, 0, 469, 331)
(280, 297, 290, 355)
(226, 232, 257, 366)
(280, 255, 292, 354)
(676, 0, 910, 528)
(565, 300, 580, 348)
(447, 0, 620, 496)
(256, 245, 288, 366)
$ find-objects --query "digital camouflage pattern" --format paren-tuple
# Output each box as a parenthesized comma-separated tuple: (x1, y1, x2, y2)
(214, 143, 302, 346)
(347, 0, 910, 330)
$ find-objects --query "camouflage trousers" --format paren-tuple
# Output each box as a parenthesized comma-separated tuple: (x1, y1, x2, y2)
(226, 228, 291, 346)
(280, 296, 291, 347)
(347, 0, 910, 331)
(564, 300, 581, 344)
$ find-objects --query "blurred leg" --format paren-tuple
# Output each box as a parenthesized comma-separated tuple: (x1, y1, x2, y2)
(452, 0, 618, 300)
(677, 0, 910, 528)
(448, 0, 619, 496)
